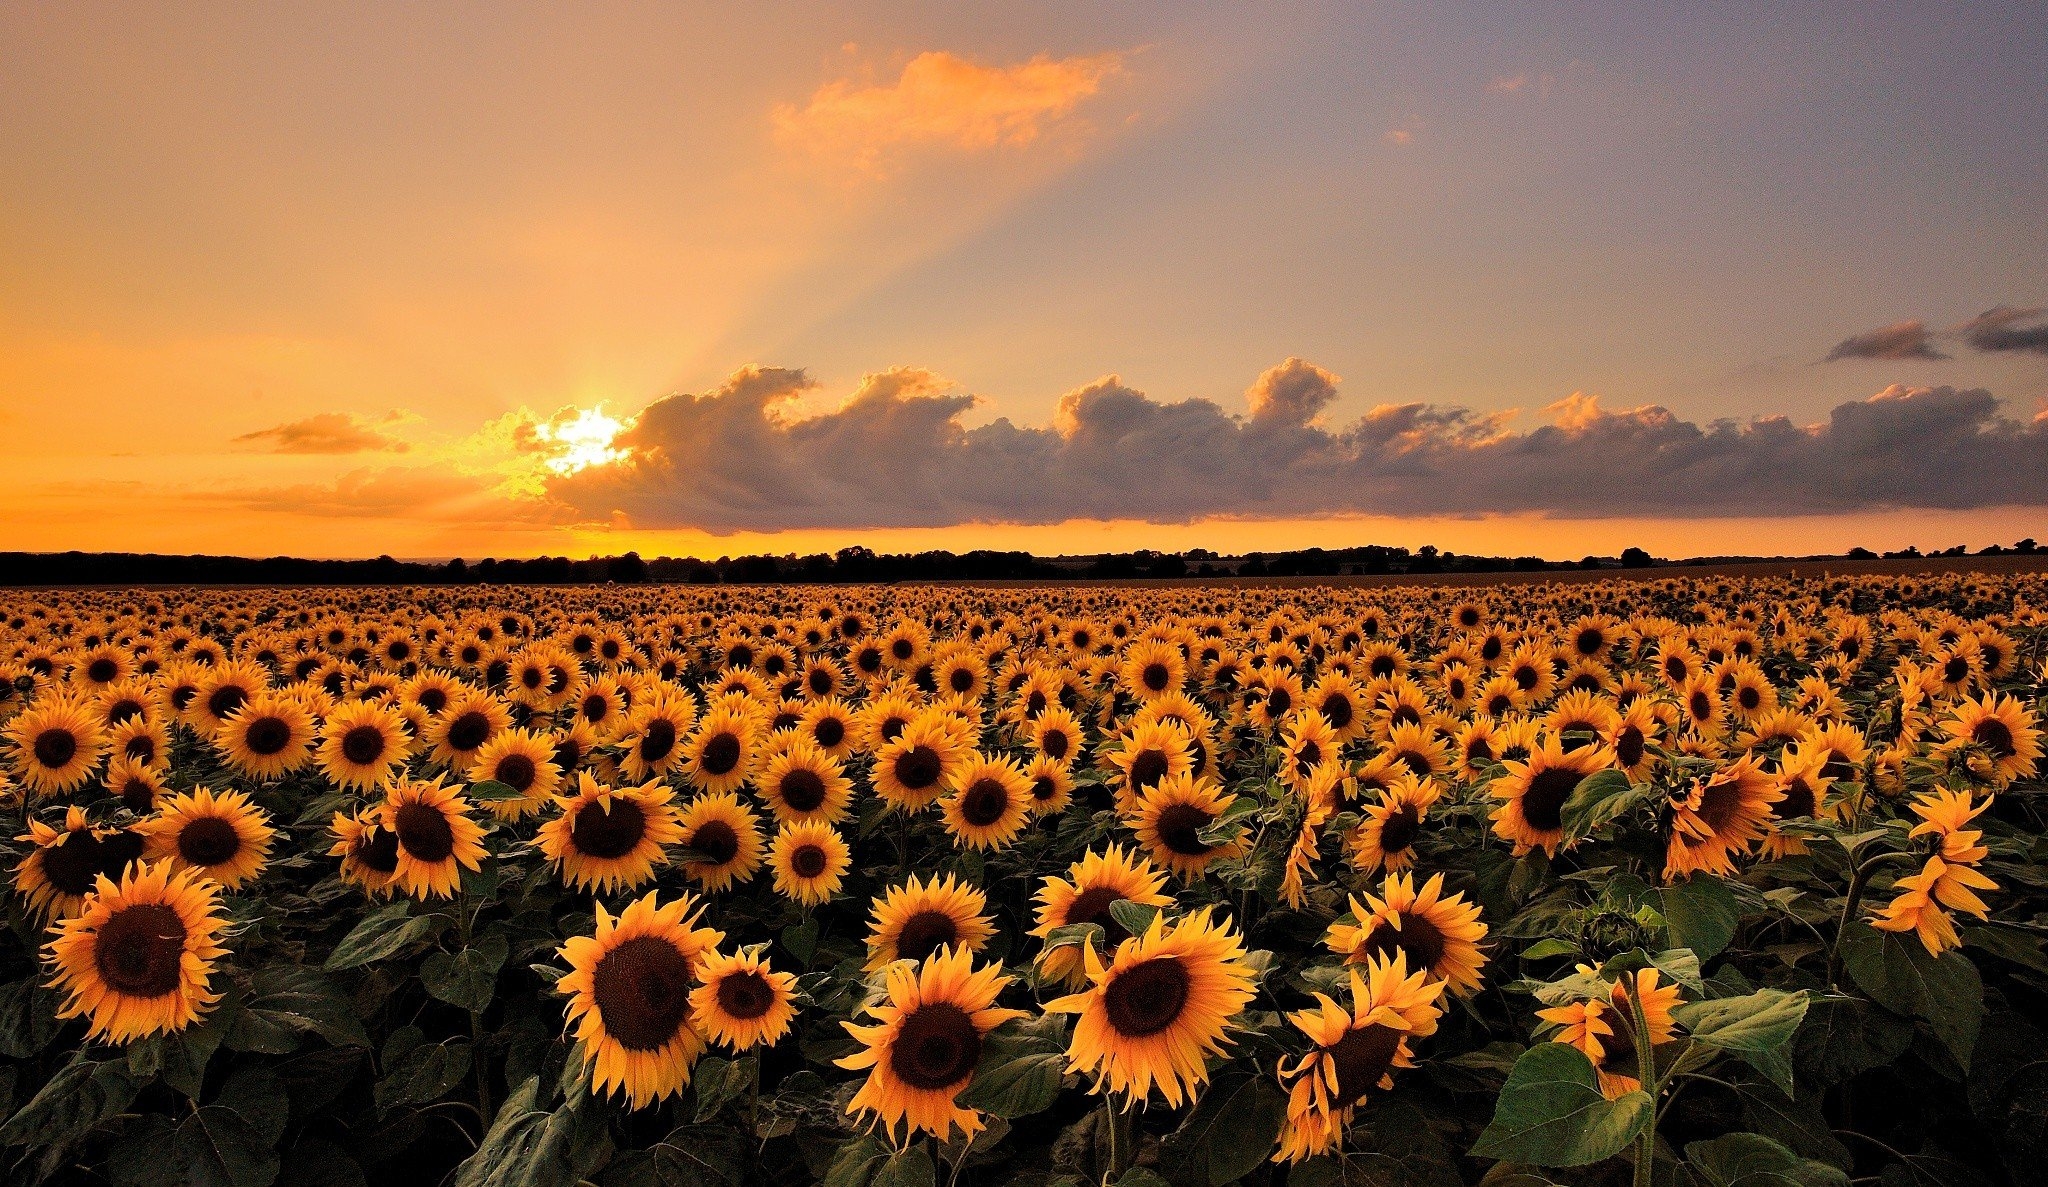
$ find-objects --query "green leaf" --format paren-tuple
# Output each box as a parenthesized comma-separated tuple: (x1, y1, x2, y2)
(1559, 769, 1650, 841)
(217, 1067, 290, 1147)
(1675, 989, 1810, 1094)
(1108, 900, 1161, 937)
(323, 900, 442, 971)
(1113, 1172, 1173, 1187)
(1160, 1070, 1288, 1185)
(422, 930, 510, 1014)
(782, 916, 819, 966)
(1792, 996, 1913, 1088)
(1651, 948, 1706, 995)
(0, 1052, 141, 1147)
(822, 1133, 892, 1187)
(1521, 938, 1578, 961)
(176, 1102, 284, 1187)
(467, 779, 523, 801)
(455, 1077, 614, 1187)
(0, 976, 64, 1059)
(235, 966, 371, 1048)
(1685, 1132, 1850, 1187)
(375, 1038, 472, 1115)
(957, 1051, 1066, 1118)
(1044, 922, 1105, 951)
(871, 1145, 935, 1187)
(1662, 876, 1741, 960)
(1837, 921, 1983, 1067)
(692, 1056, 753, 1124)
(1470, 1044, 1654, 1168)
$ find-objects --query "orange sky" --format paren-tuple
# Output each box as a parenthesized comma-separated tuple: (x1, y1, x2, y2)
(2, 5, 2043, 562)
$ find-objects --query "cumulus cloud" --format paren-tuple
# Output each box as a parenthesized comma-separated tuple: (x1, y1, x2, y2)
(1823, 320, 1948, 362)
(773, 50, 1126, 172)
(1961, 305, 2048, 355)
(546, 362, 2048, 532)
(233, 412, 411, 454)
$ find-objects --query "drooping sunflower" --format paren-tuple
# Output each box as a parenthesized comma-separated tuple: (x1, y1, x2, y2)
(864, 873, 996, 971)
(872, 713, 969, 811)
(1536, 967, 1684, 1099)
(1869, 854, 1988, 956)
(1489, 736, 1613, 857)
(537, 773, 684, 895)
(679, 705, 758, 795)
(328, 809, 402, 897)
(1324, 871, 1490, 996)
(1047, 907, 1258, 1108)
(1663, 753, 1782, 881)
(1128, 772, 1249, 881)
(1273, 953, 1446, 1163)
(690, 947, 799, 1050)
(1938, 691, 2043, 788)
(941, 753, 1034, 851)
(466, 727, 563, 820)
(768, 821, 851, 906)
(676, 791, 765, 893)
(16, 806, 146, 921)
(45, 859, 228, 1043)
(141, 786, 274, 890)
(557, 890, 725, 1108)
(837, 945, 1025, 1142)
(756, 741, 854, 826)
(1030, 844, 1177, 990)
(1350, 771, 1441, 875)
(5, 695, 107, 795)
(376, 777, 488, 899)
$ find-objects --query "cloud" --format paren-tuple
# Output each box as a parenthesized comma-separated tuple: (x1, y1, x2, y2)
(1961, 305, 2048, 355)
(1822, 320, 1948, 362)
(773, 50, 1126, 172)
(232, 412, 411, 454)
(546, 362, 2048, 532)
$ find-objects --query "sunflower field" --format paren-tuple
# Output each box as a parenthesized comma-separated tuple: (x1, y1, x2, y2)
(0, 574, 2044, 1187)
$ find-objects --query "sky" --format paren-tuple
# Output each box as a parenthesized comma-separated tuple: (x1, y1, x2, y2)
(3, 1, 2046, 561)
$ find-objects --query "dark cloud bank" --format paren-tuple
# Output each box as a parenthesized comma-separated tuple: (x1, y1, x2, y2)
(549, 361, 2048, 533)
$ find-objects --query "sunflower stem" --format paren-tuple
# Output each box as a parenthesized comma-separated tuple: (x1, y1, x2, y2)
(1101, 1097, 1130, 1182)
(1621, 975, 1659, 1187)
(1824, 850, 1915, 989)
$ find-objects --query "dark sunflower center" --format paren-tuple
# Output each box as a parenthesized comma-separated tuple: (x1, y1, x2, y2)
(1295, 740, 1323, 776)
(394, 802, 456, 862)
(207, 685, 248, 720)
(691, 819, 740, 865)
(124, 735, 157, 763)
(93, 903, 188, 998)
(960, 778, 1011, 828)
(1777, 779, 1818, 820)
(779, 768, 828, 812)
(1973, 718, 2016, 759)
(1522, 769, 1582, 832)
(1737, 686, 1761, 710)
(949, 668, 976, 694)
(889, 1001, 981, 1091)
(1128, 748, 1169, 792)
(1103, 955, 1191, 1038)
(809, 669, 835, 696)
(1267, 687, 1294, 715)
(41, 832, 104, 894)
(117, 776, 159, 812)
(1328, 1022, 1404, 1102)
(360, 827, 401, 874)
(879, 715, 908, 743)
(1616, 726, 1646, 768)
(895, 745, 943, 790)
(790, 843, 828, 879)
(591, 936, 694, 1051)
(342, 724, 387, 765)
(1065, 886, 1132, 946)
(177, 816, 243, 867)
(639, 719, 678, 762)
(87, 658, 120, 683)
(243, 715, 292, 756)
(1694, 775, 1744, 831)
(33, 728, 78, 770)
(1041, 728, 1071, 760)
(699, 732, 741, 776)
(1690, 691, 1712, 720)
(583, 695, 611, 723)
(1142, 663, 1171, 692)
(1030, 775, 1059, 803)
(1026, 691, 1048, 717)
(1467, 737, 1494, 764)
(416, 688, 449, 714)
(1154, 802, 1215, 856)
(495, 753, 537, 792)
(813, 717, 845, 748)
(99, 830, 145, 879)
(1380, 804, 1421, 854)
(891, 639, 915, 661)
(715, 970, 776, 1020)
(895, 909, 960, 963)
(572, 798, 648, 860)
(446, 711, 492, 753)
(1943, 657, 1969, 684)
(107, 698, 143, 724)
(1362, 913, 1446, 971)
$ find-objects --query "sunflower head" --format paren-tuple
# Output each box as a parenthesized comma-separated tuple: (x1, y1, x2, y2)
(45, 859, 229, 1043)
(836, 945, 1024, 1142)
(557, 890, 725, 1108)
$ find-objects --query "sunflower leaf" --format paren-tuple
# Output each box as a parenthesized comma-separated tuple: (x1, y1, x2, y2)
(422, 930, 510, 1014)
(324, 901, 443, 971)
(1676, 989, 1810, 1095)
(1044, 922, 1105, 951)
(870, 1143, 935, 1187)
(1660, 876, 1741, 961)
(235, 966, 371, 1049)
(466, 779, 523, 802)
(1158, 1069, 1287, 1185)
(1684, 1132, 1850, 1187)
(956, 1051, 1066, 1119)
(1469, 1043, 1654, 1167)
(1558, 769, 1647, 841)
(1837, 921, 1983, 1067)
(1107, 900, 1161, 937)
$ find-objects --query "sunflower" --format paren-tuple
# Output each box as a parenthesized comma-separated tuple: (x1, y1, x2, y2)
(141, 787, 274, 890)
(5, 696, 107, 795)
(377, 777, 488, 899)
(185, 660, 270, 735)
(797, 697, 858, 760)
(537, 773, 684, 895)
(1760, 746, 1832, 860)
(1047, 907, 1257, 1107)
(768, 821, 851, 906)
(837, 945, 1025, 1142)
(676, 792, 764, 893)
(1308, 672, 1369, 744)
(106, 713, 170, 772)
(1127, 772, 1248, 881)
(427, 689, 510, 770)
(864, 873, 996, 971)
(103, 757, 169, 813)
(1350, 771, 1441, 875)
(44, 859, 228, 1043)
(1606, 699, 1662, 781)
(1324, 872, 1490, 996)
(872, 713, 969, 811)
(328, 809, 402, 897)
(1023, 755, 1075, 815)
(756, 741, 854, 826)
(1029, 844, 1175, 990)
(1279, 710, 1342, 790)
(679, 705, 757, 795)
(620, 694, 700, 783)
(1489, 736, 1612, 857)
(1869, 855, 1986, 956)
(558, 890, 725, 1108)
(16, 807, 146, 921)
(1273, 953, 1446, 1163)
(1120, 640, 1186, 702)
(1536, 966, 1684, 1099)
(316, 693, 408, 789)
(1104, 719, 1195, 811)
(1663, 753, 1781, 881)
(1938, 692, 2043, 788)
(941, 753, 1034, 851)
(1027, 705, 1085, 768)
(690, 947, 799, 1050)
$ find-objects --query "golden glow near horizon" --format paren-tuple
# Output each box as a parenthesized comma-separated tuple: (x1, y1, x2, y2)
(533, 406, 629, 476)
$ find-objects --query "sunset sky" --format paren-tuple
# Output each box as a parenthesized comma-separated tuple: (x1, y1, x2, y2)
(4, 2, 2045, 560)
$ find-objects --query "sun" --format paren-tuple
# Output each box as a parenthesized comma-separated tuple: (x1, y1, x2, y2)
(536, 405, 628, 475)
